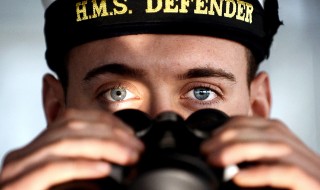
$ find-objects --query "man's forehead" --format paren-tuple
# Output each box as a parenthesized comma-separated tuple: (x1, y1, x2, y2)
(67, 34, 248, 81)
(68, 34, 247, 63)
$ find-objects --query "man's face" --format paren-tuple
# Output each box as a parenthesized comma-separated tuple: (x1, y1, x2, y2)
(65, 34, 251, 118)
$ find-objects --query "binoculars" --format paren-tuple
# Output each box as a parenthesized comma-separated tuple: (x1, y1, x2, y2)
(50, 109, 281, 190)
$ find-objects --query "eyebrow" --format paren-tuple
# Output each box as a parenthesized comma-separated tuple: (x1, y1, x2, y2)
(178, 67, 236, 82)
(83, 63, 236, 84)
(83, 63, 146, 81)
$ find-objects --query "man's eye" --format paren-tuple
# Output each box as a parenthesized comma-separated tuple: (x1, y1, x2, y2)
(186, 87, 217, 101)
(103, 87, 135, 102)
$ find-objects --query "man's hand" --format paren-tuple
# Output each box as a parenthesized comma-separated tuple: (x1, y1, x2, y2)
(0, 109, 144, 190)
(201, 116, 320, 189)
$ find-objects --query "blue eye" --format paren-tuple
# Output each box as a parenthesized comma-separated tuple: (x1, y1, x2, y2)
(194, 88, 211, 100)
(111, 88, 126, 101)
(186, 87, 217, 101)
(103, 87, 135, 102)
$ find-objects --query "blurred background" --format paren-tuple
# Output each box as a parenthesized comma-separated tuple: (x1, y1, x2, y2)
(0, 0, 319, 163)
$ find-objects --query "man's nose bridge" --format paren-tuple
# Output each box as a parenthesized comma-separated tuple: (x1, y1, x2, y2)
(147, 86, 177, 118)
(149, 98, 174, 118)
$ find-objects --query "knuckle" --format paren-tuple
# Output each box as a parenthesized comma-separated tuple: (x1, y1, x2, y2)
(270, 119, 287, 129)
(1, 148, 23, 166)
(268, 119, 289, 134)
(2, 151, 17, 165)
(263, 124, 279, 135)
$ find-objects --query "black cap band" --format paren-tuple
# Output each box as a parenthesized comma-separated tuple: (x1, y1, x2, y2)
(44, 0, 281, 74)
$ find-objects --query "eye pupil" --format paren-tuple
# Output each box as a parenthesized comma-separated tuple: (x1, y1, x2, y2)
(194, 88, 210, 100)
(111, 88, 127, 101)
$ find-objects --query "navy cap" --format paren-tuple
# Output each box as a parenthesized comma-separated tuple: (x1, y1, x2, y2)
(43, 0, 282, 74)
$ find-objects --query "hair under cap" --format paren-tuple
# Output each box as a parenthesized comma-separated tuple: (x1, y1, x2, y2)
(44, 0, 282, 74)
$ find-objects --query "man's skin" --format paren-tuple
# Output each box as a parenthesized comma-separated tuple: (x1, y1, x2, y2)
(1, 35, 320, 189)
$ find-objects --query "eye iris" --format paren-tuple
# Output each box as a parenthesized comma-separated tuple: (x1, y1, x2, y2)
(111, 88, 127, 101)
(194, 88, 210, 100)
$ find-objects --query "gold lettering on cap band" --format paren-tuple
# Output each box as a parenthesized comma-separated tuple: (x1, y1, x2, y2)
(76, 0, 254, 24)
(76, 0, 131, 21)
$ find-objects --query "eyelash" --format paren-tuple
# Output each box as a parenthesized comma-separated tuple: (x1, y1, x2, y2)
(95, 82, 224, 109)
(182, 83, 223, 105)
(96, 83, 137, 104)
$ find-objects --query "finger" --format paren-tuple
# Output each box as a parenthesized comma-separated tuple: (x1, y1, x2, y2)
(5, 113, 144, 164)
(1, 137, 141, 182)
(1, 159, 111, 190)
(6, 129, 131, 165)
(206, 141, 291, 166)
(45, 121, 144, 151)
(211, 116, 292, 140)
(2, 128, 142, 181)
(201, 117, 293, 166)
(201, 118, 270, 154)
(57, 109, 135, 135)
(45, 138, 141, 163)
(233, 164, 320, 190)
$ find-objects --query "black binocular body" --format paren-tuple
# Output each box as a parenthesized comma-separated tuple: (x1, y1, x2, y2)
(50, 109, 283, 190)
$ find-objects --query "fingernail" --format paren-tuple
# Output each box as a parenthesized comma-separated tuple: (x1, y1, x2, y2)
(223, 164, 240, 181)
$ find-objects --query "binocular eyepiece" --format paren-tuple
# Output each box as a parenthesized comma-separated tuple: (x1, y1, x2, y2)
(50, 109, 238, 190)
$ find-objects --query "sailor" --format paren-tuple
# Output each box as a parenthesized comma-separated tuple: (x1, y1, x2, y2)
(1, 0, 319, 189)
